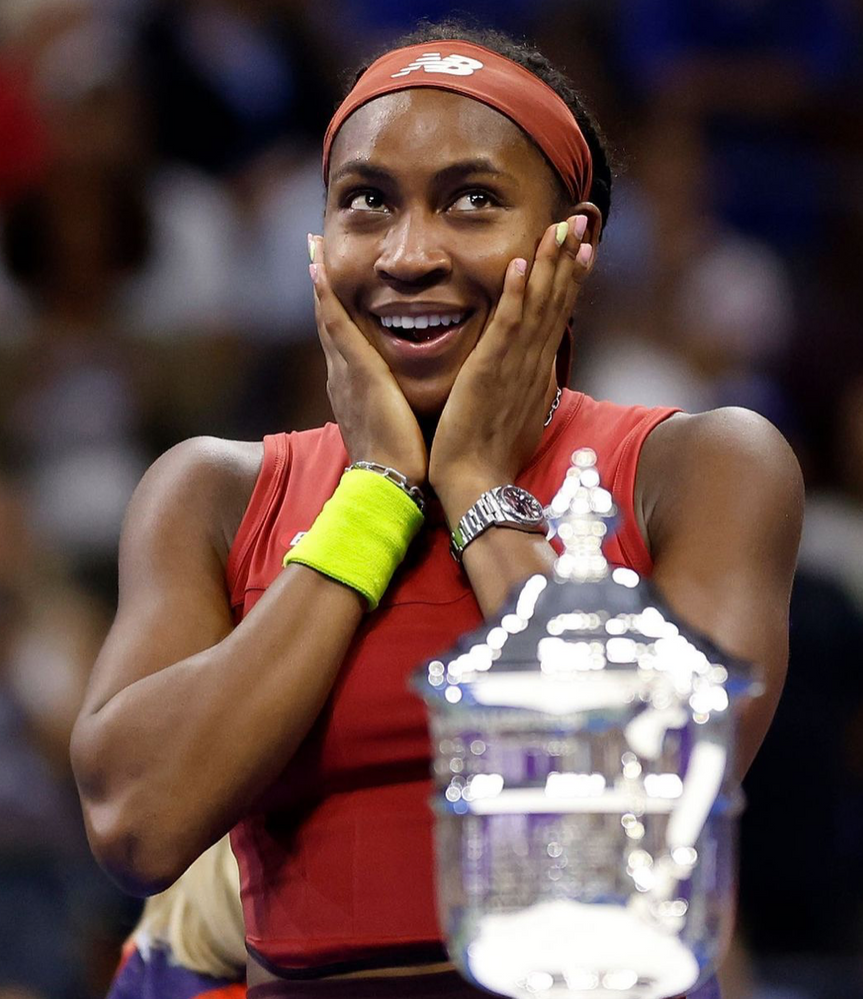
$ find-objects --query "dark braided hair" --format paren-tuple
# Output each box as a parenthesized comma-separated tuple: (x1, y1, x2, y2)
(341, 19, 614, 236)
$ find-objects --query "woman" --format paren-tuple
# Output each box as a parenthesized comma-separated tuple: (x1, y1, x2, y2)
(71, 22, 803, 999)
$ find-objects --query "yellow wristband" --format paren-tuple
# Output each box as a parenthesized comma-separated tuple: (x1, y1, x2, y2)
(283, 468, 424, 610)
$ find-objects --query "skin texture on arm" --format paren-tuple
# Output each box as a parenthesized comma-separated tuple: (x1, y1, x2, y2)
(70, 436, 365, 897)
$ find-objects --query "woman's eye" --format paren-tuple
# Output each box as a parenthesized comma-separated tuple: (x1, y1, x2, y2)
(348, 191, 388, 212)
(451, 191, 496, 211)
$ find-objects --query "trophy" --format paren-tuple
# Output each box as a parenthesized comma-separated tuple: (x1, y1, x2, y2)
(413, 449, 761, 999)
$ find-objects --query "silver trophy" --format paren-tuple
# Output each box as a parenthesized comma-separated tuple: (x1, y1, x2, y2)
(414, 449, 762, 999)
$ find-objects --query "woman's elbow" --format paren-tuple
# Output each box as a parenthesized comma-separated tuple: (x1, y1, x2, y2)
(80, 797, 190, 897)
(71, 723, 191, 896)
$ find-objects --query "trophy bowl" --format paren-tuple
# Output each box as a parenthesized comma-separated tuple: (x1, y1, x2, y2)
(413, 450, 761, 999)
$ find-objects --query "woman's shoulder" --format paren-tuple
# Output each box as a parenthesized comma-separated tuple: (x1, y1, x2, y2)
(642, 406, 799, 482)
(159, 423, 341, 485)
(147, 436, 264, 501)
(637, 407, 803, 559)
(131, 426, 345, 562)
(128, 436, 265, 565)
(160, 435, 264, 476)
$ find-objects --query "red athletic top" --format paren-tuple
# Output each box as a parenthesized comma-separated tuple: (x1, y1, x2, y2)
(226, 390, 678, 976)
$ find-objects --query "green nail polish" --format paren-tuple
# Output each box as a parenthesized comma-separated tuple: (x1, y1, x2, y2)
(308, 238, 316, 263)
(555, 221, 569, 247)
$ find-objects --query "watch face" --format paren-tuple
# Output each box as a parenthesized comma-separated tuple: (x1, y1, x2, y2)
(499, 485, 544, 522)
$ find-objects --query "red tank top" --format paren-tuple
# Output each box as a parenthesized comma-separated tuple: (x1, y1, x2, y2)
(226, 390, 678, 976)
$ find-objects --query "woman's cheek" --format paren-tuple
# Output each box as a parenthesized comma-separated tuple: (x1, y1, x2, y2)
(323, 225, 359, 278)
(467, 241, 529, 295)
(325, 250, 363, 310)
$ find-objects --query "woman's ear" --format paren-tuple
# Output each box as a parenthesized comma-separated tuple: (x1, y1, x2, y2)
(572, 201, 603, 246)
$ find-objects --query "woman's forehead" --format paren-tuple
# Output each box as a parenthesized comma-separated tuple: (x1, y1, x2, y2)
(328, 89, 546, 179)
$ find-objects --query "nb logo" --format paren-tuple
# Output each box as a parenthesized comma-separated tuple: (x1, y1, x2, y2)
(391, 52, 484, 79)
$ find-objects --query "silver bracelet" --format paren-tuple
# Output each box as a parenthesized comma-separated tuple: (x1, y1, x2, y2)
(347, 461, 426, 514)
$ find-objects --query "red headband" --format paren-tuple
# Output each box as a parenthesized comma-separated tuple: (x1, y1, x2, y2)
(322, 40, 593, 204)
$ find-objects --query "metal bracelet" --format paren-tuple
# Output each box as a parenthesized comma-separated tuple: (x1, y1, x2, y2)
(347, 461, 426, 514)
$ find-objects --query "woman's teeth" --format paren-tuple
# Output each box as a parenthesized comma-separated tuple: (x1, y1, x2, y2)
(380, 313, 464, 331)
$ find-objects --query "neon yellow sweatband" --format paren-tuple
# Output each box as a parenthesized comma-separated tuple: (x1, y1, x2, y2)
(282, 468, 424, 610)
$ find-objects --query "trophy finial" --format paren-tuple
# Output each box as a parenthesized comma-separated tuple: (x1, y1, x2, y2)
(549, 447, 617, 583)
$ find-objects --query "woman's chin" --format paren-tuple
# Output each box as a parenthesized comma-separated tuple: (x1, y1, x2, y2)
(399, 378, 454, 424)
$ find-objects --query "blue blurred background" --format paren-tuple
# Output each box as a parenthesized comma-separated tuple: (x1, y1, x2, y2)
(1, 1, 862, 996)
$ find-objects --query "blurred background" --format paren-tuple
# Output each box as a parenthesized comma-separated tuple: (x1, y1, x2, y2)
(0, 0, 861, 996)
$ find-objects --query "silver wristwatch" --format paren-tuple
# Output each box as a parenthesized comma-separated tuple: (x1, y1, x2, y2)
(450, 485, 548, 562)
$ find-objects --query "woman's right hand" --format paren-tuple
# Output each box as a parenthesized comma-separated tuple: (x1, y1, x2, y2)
(309, 235, 428, 487)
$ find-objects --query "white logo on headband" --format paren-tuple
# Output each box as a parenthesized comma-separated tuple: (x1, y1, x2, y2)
(391, 53, 484, 79)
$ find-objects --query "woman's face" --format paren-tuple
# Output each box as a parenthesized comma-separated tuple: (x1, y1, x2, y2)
(323, 88, 565, 418)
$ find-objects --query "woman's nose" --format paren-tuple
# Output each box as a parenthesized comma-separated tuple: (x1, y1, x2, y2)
(374, 212, 451, 286)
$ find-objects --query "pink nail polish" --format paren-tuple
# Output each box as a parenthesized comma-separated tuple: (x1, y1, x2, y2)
(576, 243, 593, 267)
(309, 263, 318, 283)
(514, 258, 527, 276)
(574, 215, 588, 240)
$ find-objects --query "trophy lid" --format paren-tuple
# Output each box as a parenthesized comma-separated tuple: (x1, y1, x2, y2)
(415, 449, 760, 718)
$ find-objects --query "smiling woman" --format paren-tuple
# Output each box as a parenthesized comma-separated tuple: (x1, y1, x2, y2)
(70, 19, 802, 999)
(322, 87, 583, 422)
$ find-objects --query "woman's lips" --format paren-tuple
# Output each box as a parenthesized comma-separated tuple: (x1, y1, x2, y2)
(374, 311, 473, 363)
(379, 311, 465, 337)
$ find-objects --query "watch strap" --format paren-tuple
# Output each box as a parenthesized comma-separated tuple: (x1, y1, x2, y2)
(450, 486, 546, 562)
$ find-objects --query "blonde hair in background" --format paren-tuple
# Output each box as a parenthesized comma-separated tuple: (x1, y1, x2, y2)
(133, 835, 246, 979)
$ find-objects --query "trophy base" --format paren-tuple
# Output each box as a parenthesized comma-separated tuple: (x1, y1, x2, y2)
(464, 899, 701, 999)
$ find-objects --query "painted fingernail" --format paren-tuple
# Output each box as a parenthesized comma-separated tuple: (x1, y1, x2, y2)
(576, 243, 593, 267)
(308, 236, 315, 263)
(555, 221, 569, 247)
(309, 263, 318, 283)
(574, 214, 588, 240)
(514, 257, 527, 276)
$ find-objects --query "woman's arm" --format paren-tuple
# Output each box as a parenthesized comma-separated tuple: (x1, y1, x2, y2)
(636, 407, 803, 776)
(438, 482, 559, 618)
(71, 437, 365, 897)
(75, 233, 433, 896)
(430, 215, 598, 612)
(448, 407, 802, 778)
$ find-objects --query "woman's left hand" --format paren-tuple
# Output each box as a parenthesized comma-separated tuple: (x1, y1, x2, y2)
(429, 213, 595, 523)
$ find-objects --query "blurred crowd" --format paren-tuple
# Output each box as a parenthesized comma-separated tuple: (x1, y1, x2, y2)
(0, 1, 862, 996)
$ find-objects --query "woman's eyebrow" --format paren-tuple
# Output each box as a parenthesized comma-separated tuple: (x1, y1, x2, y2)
(330, 161, 392, 185)
(329, 158, 517, 187)
(433, 159, 517, 186)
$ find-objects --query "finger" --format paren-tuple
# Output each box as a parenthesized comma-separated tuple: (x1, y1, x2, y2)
(309, 245, 347, 336)
(310, 237, 398, 397)
(309, 255, 339, 364)
(551, 213, 593, 308)
(308, 238, 370, 364)
(313, 283, 339, 368)
(538, 214, 595, 372)
(519, 219, 571, 351)
(548, 213, 594, 330)
(475, 256, 527, 357)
